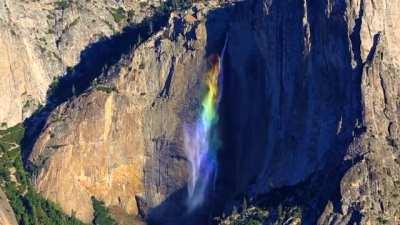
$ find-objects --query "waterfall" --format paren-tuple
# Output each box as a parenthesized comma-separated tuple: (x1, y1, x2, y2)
(184, 36, 228, 211)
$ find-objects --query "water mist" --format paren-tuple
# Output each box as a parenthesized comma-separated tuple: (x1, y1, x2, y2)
(184, 37, 228, 211)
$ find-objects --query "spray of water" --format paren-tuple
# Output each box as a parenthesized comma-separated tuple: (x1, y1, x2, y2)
(184, 37, 228, 211)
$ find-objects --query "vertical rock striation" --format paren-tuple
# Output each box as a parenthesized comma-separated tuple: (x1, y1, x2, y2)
(217, 0, 400, 224)
(0, 188, 17, 225)
(20, 0, 400, 224)
(0, 0, 163, 128)
(26, 3, 231, 223)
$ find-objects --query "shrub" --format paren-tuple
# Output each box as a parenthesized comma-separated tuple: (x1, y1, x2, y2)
(91, 197, 118, 225)
(377, 216, 389, 224)
(55, 0, 71, 10)
(47, 76, 61, 98)
(245, 219, 261, 225)
(0, 124, 86, 225)
(110, 7, 126, 24)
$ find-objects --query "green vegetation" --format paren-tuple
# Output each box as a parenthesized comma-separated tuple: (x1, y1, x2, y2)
(95, 86, 117, 94)
(91, 197, 118, 225)
(170, 0, 192, 10)
(244, 220, 262, 225)
(156, 0, 195, 14)
(65, 17, 81, 32)
(377, 216, 389, 224)
(127, 9, 135, 19)
(386, 137, 398, 149)
(216, 198, 304, 225)
(139, 2, 148, 9)
(23, 99, 37, 111)
(0, 124, 87, 225)
(157, 1, 170, 13)
(217, 206, 269, 225)
(275, 205, 302, 225)
(91, 79, 117, 94)
(55, 0, 71, 10)
(47, 76, 61, 98)
(109, 7, 127, 24)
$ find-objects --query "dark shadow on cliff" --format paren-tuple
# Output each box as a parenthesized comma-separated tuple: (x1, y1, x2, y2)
(149, 0, 373, 224)
(144, 3, 234, 225)
(21, 11, 170, 166)
(146, 187, 219, 225)
(133, 0, 369, 223)
(26, 0, 371, 224)
(214, 0, 366, 224)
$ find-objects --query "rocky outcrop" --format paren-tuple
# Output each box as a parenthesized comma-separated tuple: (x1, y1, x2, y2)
(27, 3, 229, 223)
(0, 188, 17, 225)
(21, 0, 400, 224)
(318, 0, 400, 223)
(0, 0, 161, 128)
(217, 0, 400, 224)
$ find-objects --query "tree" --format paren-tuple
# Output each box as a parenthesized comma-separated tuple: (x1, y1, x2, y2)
(91, 197, 118, 225)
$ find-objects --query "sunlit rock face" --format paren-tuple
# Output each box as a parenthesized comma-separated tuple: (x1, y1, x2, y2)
(27, 3, 230, 224)
(0, 188, 17, 225)
(319, 0, 400, 223)
(23, 0, 400, 224)
(0, 0, 162, 128)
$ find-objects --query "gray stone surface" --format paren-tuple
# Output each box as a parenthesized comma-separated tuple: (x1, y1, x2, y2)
(9, 0, 400, 224)
(0, 188, 17, 225)
(0, 0, 161, 128)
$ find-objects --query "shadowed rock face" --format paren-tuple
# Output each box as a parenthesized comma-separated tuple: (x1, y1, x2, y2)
(218, 0, 359, 197)
(216, 0, 400, 224)
(26, 3, 227, 223)
(0, 0, 162, 128)
(22, 0, 400, 224)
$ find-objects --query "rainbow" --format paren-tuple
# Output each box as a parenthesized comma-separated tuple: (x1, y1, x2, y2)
(202, 55, 221, 130)
(184, 38, 227, 211)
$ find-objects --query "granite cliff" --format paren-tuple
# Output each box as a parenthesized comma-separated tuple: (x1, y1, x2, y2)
(0, 188, 17, 225)
(0, 0, 399, 225)
(216, 0, 400, 224)
(25, 2, 229, 224)
(0, 0, 162, 128)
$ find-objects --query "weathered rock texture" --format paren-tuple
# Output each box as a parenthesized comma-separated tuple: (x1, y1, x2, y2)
(19, 0, 400, 224)
(319, 0, 400, 223)
(0, 188, 17, 225)
(0, 0, 161, 128)
(217, 0, 400, 224)
(27, 3, 228, 223)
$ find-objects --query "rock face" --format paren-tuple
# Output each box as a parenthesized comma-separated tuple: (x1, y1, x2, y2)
(27, 3, 229, 223)
(0, 188, 17, 225)
(19, 0, 400, 224)
(0, 0, 161, 128)
(318, 0, 400, 223)
(217, 0, 400, 224)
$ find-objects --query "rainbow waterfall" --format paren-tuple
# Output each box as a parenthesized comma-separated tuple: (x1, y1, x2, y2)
(184, 38, 228, 211)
